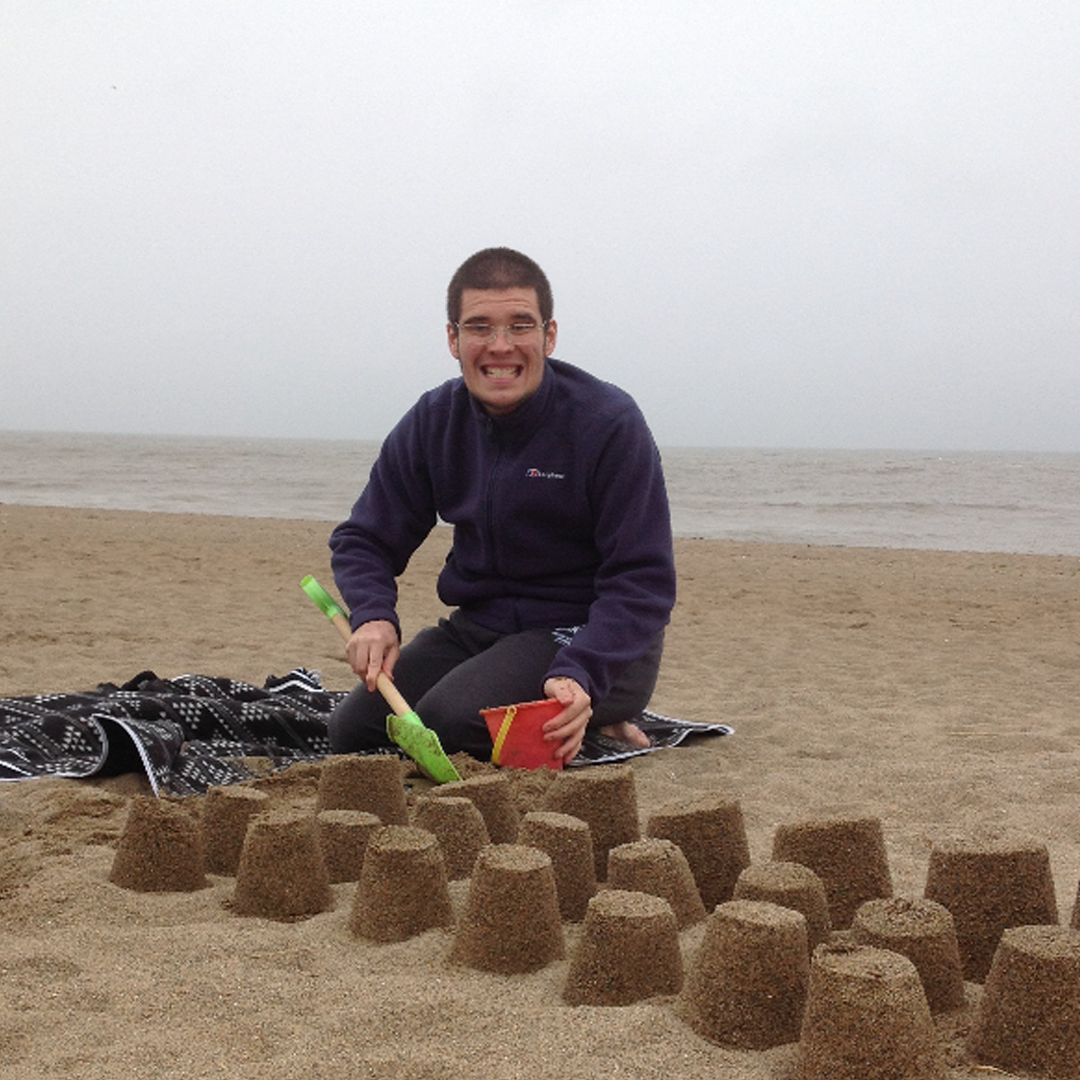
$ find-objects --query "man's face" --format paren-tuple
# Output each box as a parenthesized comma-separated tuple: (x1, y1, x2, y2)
(447, 287, 557, 416)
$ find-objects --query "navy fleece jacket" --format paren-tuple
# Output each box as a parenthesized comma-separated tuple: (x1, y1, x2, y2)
(329, 357, 676, 702)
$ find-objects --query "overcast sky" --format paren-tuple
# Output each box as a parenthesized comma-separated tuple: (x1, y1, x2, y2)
(3, 1, 1078, 451)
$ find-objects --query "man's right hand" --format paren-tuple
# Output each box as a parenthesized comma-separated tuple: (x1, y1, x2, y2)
(345, 619, 399, 692)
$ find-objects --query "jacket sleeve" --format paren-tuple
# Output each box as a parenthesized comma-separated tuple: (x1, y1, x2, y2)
(542, 402, 676, 701)
(328, 406, 438, 635)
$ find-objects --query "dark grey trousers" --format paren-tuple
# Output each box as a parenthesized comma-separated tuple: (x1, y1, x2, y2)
(327, 610, 664, 759)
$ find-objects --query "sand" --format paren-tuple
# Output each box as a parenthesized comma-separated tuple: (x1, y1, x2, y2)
(1, 503, 1079, 1079)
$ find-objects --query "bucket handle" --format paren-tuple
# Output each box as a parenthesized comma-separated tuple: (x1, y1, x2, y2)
(490, 704, 518, 766)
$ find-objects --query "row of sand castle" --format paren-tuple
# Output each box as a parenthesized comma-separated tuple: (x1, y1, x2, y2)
(109, 755, 1080, 1080)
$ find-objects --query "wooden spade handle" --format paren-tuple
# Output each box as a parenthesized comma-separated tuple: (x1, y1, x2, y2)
(375, 672, 411, 718)
(328, 610, 413, 718)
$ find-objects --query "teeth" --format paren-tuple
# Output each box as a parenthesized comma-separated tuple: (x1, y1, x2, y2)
(484, 367, 518, 378)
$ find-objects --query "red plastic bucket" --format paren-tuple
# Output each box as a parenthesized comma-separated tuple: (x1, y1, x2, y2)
(481, 698, 565, 771)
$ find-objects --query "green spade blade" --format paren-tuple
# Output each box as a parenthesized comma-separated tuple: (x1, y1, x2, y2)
(387, 711, 461, 784)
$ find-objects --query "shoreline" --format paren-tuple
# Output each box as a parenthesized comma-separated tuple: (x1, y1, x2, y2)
(4, 497, 1080, 559)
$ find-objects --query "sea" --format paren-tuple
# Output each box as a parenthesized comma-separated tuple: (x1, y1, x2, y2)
(1, 431, 1078, 557)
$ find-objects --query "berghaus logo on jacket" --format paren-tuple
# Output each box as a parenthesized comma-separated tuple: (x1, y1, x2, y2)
(525, 468, 566, 479)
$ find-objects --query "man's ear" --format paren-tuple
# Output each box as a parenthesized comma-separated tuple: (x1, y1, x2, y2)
(544, 318, 558, 356)
(447, 322, 461, 360)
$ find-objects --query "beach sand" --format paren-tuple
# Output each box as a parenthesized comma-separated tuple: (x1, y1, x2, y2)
(1, 503, 1078, 1078)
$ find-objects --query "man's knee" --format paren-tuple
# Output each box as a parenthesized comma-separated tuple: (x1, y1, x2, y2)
(328, 684, 394, 753)
(414, 686, 494, 759)
(590, 631, 664, 728)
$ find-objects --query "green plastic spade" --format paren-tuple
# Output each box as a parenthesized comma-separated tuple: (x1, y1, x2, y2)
(300, 575, 461, 784)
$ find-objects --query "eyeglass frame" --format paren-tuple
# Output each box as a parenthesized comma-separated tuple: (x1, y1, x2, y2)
(452, 319, 550, 344)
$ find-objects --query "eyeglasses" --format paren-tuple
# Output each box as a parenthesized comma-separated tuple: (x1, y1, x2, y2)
(453, 320, 547, 344)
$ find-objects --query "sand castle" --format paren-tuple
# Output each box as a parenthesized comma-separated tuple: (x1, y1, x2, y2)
(316, 808, 382, 883)
(967, 924, 1080, 1077)
(646, 793, 750, 910)
(678, 898, 808, 1049)
(316, 752, 409, 824)
(771, 815, 892, 929)
(539, 764, 640, 879)
(411, 794, 489, 879)
(110, 795, 207, 892)
(796, 943, 947, 1080)
(431, 772, 520, 843)
(563, 889, 683, 1005)
(350, 824, 454, 942)
(606, 836, 706, 929)
(99, 760, 1078, 1078)
(516, 810, 596, 921)
(733, 860, 831, 951)
(201, 784, 270, 875)
(850, 896, 965, 1013)
(449, 843, 564, 973)
(923, 830, 1059, 981)
(231, 808, 332, 921)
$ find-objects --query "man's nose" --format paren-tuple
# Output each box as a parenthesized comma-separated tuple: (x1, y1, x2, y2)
(487, 327, 515, 348)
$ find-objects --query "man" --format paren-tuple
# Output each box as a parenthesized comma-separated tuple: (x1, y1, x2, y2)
(327, 247, 676, 764)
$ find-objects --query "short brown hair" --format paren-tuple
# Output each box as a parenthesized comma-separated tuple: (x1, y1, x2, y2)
(446, 247, 554, 324)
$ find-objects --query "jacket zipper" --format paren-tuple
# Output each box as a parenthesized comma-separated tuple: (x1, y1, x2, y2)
(484, 419, 503, 581)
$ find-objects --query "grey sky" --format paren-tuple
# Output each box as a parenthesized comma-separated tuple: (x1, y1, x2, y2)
(3, 1, 1078, 450)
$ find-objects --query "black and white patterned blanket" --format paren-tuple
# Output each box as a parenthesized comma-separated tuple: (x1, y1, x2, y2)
(0, 669, 732, 797)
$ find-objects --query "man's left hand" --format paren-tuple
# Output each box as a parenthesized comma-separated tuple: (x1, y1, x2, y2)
(542, 676, 592, 764)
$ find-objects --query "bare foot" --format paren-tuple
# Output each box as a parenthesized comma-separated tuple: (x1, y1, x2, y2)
(598, 720, 651, 748)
